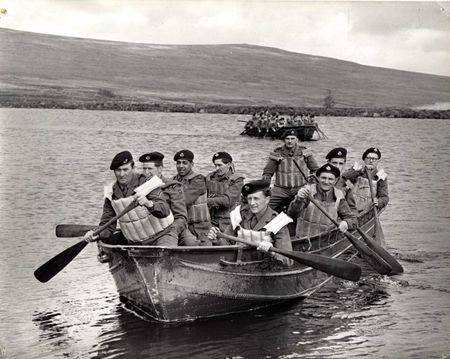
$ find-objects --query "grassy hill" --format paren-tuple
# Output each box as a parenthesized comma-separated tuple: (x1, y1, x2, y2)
(1, 28, 449, 111)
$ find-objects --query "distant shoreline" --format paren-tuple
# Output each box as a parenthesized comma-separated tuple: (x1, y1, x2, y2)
(1, 98, 449, 119)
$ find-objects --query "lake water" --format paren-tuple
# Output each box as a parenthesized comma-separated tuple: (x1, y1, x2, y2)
(0, 108, 449, 358)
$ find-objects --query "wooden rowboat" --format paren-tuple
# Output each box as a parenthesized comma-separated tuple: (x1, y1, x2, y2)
(241, 125, 318, 140)
(96, 208, 378, 322)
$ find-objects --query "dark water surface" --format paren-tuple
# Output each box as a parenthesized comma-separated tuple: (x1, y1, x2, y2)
(0, 108, 449, 358)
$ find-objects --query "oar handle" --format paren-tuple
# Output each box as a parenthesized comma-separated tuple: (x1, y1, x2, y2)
(218, 232, 272, 250)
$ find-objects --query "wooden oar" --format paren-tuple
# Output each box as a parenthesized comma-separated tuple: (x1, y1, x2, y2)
(217, 232, 361, 282)
(366, 167, 384, 244)
(365, 168, 404, 274)
(56, 224, 96, 238)
(356, 227, 403, 275)
(307, 196, 392, 275)
(34, 201, 138, 283)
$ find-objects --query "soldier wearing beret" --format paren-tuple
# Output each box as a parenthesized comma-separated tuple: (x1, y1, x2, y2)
(325, 147, 357, 213)
(206, 151, 244, 232)
(342, 147, 389, 212)
(262, 131, 319, 212)
(139, 152, 189, 242)
(208, 180, 293, 266)
(139, 152, 167, 181)
(173, 150, 211, 245)
(287, 164, 357, 242)
(84, 151, 178, 246)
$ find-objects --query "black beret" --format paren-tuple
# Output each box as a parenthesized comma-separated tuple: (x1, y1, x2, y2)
(362, 147, 381, 160)
(212, 151, 233, 163)
(316, 163, 340, 178)
(173, 150, 194, 161)
(139, 152, 164, 165)
(241, 180, 271, 197)
(110, 151, 133, 170)
(281, 129, 298, 140)
(325, 147, 347, 160)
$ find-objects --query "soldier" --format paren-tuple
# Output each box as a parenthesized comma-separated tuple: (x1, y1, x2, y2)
(173, 150, 211, 245)
(262, 130, 319, 212)
(325, 147, 357, 213)
(83, 151, 178, 246)
(206, 152, 244, 231)
(139, 152, 188, 244)
(208, 180, 293, 266)
(343, 147, 389, 212)
(287, 164, 357, 241)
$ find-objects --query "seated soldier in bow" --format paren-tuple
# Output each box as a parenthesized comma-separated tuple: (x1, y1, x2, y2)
(84, 151, 178, 246)
(342, 147, 389, 212)
(208, 180, 294, 266)
(287, 164, 357, 243)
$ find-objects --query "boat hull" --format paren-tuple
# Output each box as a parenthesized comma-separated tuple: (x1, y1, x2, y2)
(241, 125, 317, 140)
(98, 209, 377, 322)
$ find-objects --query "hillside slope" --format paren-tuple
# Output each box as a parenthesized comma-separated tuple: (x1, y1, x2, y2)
(1, 28, 449, 109)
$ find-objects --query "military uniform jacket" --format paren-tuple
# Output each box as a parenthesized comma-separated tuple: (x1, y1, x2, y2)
(287, 184, 358, 230)
(206, 170, 244, 220)
(161, 178, 188, 235)
(173, 171, 210, 224)
(98, 172, 171, 239)
(335, 176, 357, 213)
(342, 167, 389, 210)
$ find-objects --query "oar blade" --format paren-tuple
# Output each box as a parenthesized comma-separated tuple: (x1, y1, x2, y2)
(345, 232, 392, 275)
(357, 228, 404, 275)
(56, 224, 96, 238)
(34, 240, 88, 283)
(273, 247, 362, 282)
(373, 217, 386, 247)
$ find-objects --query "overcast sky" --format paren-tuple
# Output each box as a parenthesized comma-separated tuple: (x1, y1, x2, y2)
(1, 0, 449, 76)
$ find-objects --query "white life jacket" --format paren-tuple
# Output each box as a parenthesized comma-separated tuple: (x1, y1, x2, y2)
(230, 205, 292, 245)
(105, 176, 174, 243)
(270, 148, 312, 188)
(111, 196, 174, 243)
(353, 168, 387, 212)
(187, 192, 210, 224)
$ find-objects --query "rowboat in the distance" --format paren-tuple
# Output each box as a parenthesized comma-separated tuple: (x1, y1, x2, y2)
(241, 124, 322, 141)
(96, 207, 379, 322)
